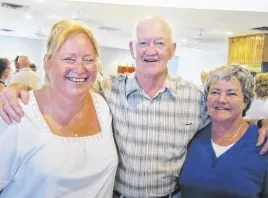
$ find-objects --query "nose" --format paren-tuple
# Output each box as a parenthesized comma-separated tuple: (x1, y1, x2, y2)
(73, 61, 87, 73)
(145, 43, 158, 55)
(218, 93, 227, 103)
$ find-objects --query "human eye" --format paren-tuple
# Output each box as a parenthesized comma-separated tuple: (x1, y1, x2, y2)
(228, 92, 237, 96)
(138, 40, 148, 47)
(155, 40, 165, 46)
(209, 90, 219, 95)
(83, 57, 95, 64)
(62, 56, 75, 63)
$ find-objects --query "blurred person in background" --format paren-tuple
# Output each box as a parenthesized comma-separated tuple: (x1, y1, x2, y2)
(0, 58, 11, 91)
(245, 73, 268, 122)
(29, 63, 37, 72)
(201, 70, 210, 85)
(9, 55, 40, 90)
(14, 55, 20, 73)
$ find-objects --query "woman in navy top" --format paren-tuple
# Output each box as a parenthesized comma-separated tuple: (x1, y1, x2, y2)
(180, 65, 268, 198)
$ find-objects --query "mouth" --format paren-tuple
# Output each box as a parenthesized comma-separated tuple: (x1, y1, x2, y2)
(66, 77, 88, 84)
(214, 106, 230, 111)
(143, 58, 158, 63)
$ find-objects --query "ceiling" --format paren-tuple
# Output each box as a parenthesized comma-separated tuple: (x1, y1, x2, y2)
(0, 0, 268, 52)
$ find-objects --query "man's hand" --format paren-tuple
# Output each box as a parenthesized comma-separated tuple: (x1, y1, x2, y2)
(256, 119, 268, 154)
(0, 83, 29, 124)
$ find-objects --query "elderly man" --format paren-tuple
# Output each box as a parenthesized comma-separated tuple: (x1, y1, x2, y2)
(14, 55, 20, 73)
(0, 16, 268, 198)
(8, 55, 40, 90)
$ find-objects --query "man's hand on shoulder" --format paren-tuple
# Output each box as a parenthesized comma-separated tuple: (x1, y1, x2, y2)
(0, 83, 29, 124)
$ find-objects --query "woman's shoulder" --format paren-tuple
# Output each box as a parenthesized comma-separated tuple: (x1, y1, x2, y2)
(246, 123, 259, 137)
(0, 83, 5, 91)
(90, 91, 106, 101)
(196, 123, 212, 138)
(90, 91, 109, 107)
(17, 91, 43, 123)
(90, 91, 110, 114)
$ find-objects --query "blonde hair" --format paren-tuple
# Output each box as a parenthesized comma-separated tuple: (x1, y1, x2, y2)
(255, 73, 268, 98)
(201, 70, 210, 85)
(46, 19, 99, 57)
(43, 19, 101, 84)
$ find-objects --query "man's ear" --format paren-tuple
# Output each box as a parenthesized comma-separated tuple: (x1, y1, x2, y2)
(129, 41, 136, 59)
(169, 42, 177, 60)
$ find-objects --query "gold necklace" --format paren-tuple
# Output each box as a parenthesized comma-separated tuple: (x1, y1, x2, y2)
(212, 122, 243, 143)
(49, 88, 88, 137)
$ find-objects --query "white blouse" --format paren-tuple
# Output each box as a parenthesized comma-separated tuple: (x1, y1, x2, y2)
(211, 140, 234, 158)
(0, 91, 118, 198)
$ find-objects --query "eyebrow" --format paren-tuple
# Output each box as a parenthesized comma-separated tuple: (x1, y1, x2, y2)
(138, 37, 165, 40)
(212, 88, 238, 91)
(60, 53, 95, 56)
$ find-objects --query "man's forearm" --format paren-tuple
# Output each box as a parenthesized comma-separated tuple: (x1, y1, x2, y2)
(244, 118, 267, 128)
(262, 119, 268, 128)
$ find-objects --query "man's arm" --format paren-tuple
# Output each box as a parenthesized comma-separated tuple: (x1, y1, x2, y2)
(256, 119, 268, 154)
(0, 83, 30, 124)
(0, 78, 106, 124)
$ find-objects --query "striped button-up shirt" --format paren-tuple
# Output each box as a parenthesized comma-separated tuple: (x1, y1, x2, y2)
(97, 73, 210, 198)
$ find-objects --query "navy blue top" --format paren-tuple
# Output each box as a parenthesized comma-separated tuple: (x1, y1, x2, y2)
(180, 123, 268, 198)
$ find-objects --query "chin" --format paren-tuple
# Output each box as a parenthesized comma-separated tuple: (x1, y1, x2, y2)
(212, 116, 232, 123)
(137, 67, 166, 76)
(68, 86, 90, 96)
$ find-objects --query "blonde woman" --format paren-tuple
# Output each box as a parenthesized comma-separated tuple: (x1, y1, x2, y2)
(0, 20, 118, 198)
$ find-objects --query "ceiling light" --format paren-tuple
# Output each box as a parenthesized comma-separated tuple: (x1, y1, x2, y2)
(36, 0, 44, 2)
(226, 32, 233, 36)
(24, 13, 33, 20)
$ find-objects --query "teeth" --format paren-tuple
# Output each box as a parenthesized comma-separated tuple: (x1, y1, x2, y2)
(67, 77, 87, 83)
(144, 59, 157, 62)
(216, 107, 227, 110)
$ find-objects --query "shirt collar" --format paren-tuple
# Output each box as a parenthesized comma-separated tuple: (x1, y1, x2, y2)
(125, 73, 140, 96)
(19, 67, 32, 72)
(125, 73, 177, 100)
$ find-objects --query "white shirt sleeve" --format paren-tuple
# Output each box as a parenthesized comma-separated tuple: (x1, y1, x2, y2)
(0, 120, 20, 190)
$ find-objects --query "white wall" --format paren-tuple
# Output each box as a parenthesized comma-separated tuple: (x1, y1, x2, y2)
(99, 47, 135, 75)
(176, 47, 228, 85)
(0, 35, 45, 73)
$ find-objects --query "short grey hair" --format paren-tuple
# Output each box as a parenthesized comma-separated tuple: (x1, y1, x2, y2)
(132, 16, 174, 42)
(204, 65, 255, 115)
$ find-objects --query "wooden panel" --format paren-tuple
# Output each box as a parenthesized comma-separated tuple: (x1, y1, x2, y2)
(263, 34, 268, 62)
(228, 34, 265, 66)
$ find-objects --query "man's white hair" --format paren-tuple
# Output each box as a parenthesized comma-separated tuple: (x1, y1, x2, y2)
(131, 16, 174, 42)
